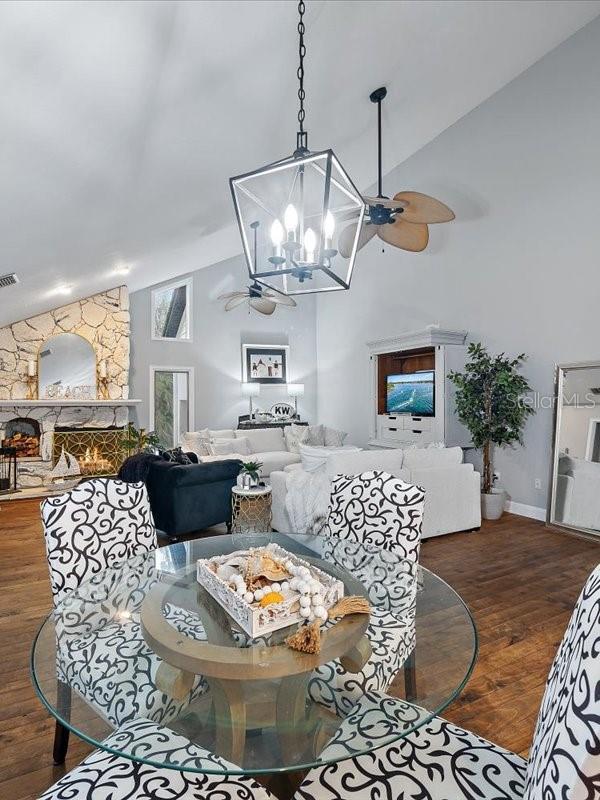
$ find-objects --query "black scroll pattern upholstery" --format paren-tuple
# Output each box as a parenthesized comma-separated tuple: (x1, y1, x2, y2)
(524, 563, 600, 800)
(41, 478, 157, 605)
(38, 717, 274, 800)
(298, 564, 600, 800)
(41, 479, 208, 727)
(327, 470, 424, 559)
(309, 537, 418, 717)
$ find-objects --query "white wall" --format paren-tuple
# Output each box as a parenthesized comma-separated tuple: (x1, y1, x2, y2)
(560, 404, 600, 459)
(316, 17, 600, 510)
(130, 255, 317, 432)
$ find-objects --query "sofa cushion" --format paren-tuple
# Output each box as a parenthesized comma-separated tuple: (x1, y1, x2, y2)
(211, 437, 251, 456)
(180, 430, 211, 458)
(300, 444, 360, 473)
(252, 450, 301, 476)
(403, 445, 463, 469)
(209, 429, 235, 440)
(306, 424, 325, 446)
(284, 423, 310, 453)
(323, 426, 348, 447)
(237, 427, 286, 454)
(325, 448, 404, 480)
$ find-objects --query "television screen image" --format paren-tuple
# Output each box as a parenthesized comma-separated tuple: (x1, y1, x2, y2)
(386, 371, 435, 416)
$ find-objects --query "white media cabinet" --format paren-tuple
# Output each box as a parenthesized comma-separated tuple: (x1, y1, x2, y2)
(367, 327, 472, 450)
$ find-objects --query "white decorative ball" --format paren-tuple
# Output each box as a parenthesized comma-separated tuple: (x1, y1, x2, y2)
(244, 592, 254, 604)
(311, 594, 323, 607)
(281, 581, 290, 592)
(298, 581, 309, 594)
(285, 560, 295, 573)
(299, 595, 311, 608)
(308, 612, 316, 622)
(314, 604, 326, 618)
(299, 566, 310, 578)
(236, 585, 245, 595)
(309, 581, 321, 594)
(300, 606, 311, 619)
(271, 582, 281, 593)
(254, 589, 264, 601)
(289, 577, 299, 591)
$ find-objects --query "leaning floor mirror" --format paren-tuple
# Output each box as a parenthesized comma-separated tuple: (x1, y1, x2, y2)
(550, 361, 600, 536)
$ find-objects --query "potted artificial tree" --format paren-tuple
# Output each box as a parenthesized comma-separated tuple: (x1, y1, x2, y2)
(448, 342, 535, 520)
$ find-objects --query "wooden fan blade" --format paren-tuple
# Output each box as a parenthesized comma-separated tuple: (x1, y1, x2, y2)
(249, 297, 276, 315)
(224, 295, 249, 310)
(392, 191, 454, 223)
(363, 195, 406, 210)
(264, 291, 297, 307)
(377, 220, 429, 252)
(338, 222, 377, 258)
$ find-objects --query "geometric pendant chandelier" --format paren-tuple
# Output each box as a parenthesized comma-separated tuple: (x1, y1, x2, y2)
(229, 2, 365, 296)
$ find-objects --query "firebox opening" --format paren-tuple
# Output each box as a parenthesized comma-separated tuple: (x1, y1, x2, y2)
(2, 417, 41, 458)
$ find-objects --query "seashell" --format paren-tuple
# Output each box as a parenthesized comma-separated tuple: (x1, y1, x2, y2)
(216, 565, 237, 582)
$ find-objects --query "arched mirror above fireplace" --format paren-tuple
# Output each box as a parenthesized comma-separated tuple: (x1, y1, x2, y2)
(38, 333, 97, 400)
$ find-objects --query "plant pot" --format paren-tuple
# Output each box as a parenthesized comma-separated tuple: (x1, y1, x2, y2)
(481, 490, 506, 521)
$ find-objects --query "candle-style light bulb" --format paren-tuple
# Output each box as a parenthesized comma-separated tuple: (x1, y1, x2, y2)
(284, 204, 299, 238)
(270, 219, 284, 257)
(324, 210, 335, 244)
(303, 227, 317, 263)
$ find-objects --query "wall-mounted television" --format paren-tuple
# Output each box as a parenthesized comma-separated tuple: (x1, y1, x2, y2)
(386, 371, 435, 416)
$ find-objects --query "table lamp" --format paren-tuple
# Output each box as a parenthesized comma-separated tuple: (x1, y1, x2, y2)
(241, 382, 260, 419)
(287, 383, 304, 418)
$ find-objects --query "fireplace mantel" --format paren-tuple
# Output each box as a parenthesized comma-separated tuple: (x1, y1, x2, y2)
(0, 400, 141, 407)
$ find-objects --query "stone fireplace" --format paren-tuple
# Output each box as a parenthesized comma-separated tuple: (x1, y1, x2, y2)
(2, 417, 41, 458)
(0, 401, 139, 491)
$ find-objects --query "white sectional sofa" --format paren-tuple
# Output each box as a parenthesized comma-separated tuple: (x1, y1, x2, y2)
(270, 446, 481, 539)
(184, 427, 302, 477)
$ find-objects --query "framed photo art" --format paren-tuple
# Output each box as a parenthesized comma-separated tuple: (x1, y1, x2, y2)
(242, 344, 289, 384)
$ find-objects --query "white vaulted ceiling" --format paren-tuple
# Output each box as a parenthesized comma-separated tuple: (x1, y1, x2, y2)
(1, 0, 599, 325)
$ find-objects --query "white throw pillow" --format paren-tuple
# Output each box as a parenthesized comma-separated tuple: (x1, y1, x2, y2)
(237, 427, 285, 454)
(306, 424, 325, 446)
(299, 443, 354, 473)
(284, 423, 310, 453)
(180, 430, 211, 458)
(323, 426, 348, 447)
(209, 429, 235, 440)
(210, 437, 250, 456)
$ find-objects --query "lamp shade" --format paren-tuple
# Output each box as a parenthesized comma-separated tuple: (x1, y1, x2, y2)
(287, 383, 305, 398)
(230, 149, 365, 296)
(241, 382, 260, 397)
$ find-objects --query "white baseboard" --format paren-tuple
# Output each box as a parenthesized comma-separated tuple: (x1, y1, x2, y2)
(504, 499, 546, 521)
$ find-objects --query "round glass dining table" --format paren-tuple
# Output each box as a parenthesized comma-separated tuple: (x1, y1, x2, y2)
(31, 532, 477, 779)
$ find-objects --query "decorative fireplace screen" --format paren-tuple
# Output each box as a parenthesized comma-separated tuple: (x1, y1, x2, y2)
(52, 428, 124, 476)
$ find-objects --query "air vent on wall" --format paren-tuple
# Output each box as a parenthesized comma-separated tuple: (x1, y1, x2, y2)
(0, 272, 19, 288)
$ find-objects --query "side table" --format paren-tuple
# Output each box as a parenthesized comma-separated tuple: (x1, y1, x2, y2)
(231, 485, 272, 534)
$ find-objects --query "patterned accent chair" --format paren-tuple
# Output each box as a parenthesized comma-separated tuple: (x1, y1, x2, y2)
(308, 471, 425, 716)
(40, 479, 207, 764)
(38, 718, 273, 800)
(297, 563, 600, 800)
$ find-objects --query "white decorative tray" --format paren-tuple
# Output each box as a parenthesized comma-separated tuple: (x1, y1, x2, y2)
(196, 543, 344, 638)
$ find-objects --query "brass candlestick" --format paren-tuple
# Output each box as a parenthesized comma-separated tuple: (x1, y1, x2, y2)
(26, 375, 37, 400)
(98, 375, 109, 400)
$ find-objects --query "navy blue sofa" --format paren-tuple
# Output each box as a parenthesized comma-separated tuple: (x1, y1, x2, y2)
(144, 458, 242, 539)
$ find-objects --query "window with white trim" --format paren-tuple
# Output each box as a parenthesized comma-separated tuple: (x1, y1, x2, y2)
(151, 277, 192, 341)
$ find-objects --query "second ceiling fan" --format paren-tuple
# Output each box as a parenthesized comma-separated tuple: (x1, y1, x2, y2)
(339, 86, 454, 257)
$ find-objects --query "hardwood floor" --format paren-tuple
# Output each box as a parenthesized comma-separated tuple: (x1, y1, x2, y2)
(0, 499, 598, 799)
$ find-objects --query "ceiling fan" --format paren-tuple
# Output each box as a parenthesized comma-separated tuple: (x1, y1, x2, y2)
(219, 281, 297, 316)
(339, 86, 455, 257)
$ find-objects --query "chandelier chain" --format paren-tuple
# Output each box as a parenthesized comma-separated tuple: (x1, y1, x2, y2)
(296, 0, 307, 152)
